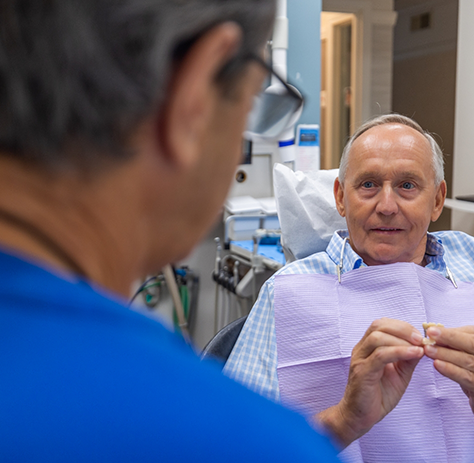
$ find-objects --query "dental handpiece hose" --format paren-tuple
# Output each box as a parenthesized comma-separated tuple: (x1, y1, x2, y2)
(163, 264, 191, 344)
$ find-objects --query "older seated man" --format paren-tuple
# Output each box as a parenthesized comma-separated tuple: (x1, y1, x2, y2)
(224, 114, 474, 460)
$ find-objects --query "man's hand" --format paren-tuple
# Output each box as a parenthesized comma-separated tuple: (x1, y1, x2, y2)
(315, 318, 424, 449)
(423, 325, 474, 413)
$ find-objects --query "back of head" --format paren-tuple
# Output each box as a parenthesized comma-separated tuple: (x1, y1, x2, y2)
(338, 114, 445, 186)
(0, 0, 275, 171)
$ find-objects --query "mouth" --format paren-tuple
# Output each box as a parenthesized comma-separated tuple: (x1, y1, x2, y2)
(371, 227, 403, 234)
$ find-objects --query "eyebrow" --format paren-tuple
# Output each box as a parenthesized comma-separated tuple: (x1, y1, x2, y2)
(351, 171, 425, 185)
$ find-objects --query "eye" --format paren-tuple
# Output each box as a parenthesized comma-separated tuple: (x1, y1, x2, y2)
(402, 182, 415, 190)
(362, 181, 375, 189)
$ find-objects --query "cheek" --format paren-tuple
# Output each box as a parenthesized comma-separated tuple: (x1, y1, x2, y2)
(346, 202, 371, 225)
(344, 215, 367, 246)
(205, 150, 240, 206)
(403, 204, 432, 228)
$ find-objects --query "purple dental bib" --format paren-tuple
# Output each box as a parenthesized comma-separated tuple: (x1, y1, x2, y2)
(274, 262, 474, 463)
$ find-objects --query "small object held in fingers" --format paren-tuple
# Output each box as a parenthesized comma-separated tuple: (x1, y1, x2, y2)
(422, 322, 444, 345)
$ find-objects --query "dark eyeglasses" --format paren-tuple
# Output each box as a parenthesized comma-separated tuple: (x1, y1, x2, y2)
(244, 54, 304, 139)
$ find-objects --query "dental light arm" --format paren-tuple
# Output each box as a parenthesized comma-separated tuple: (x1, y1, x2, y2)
(244, 0, 303, 162)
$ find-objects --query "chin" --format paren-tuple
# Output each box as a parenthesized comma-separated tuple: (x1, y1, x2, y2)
(366, 251, 404, 266)
(142, 244, 194, 276)
(172, 244, 196, 264)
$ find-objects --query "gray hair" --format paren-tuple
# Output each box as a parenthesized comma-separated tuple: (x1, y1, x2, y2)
(338, 114, 445, 185)
(0, 0, 275, 170)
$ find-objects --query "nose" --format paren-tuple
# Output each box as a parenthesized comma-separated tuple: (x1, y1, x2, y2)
(376, 185, 399, 216)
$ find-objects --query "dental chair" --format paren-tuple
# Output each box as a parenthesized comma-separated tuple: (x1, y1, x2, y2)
(202, 165, 345, 368)
(201, 315, 247, 368)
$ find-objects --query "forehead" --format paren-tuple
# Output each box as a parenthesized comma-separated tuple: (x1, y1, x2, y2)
(347, 123, 433, 177)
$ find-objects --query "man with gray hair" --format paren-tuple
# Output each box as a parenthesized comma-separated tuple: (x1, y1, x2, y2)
(0, 1, 341, 461)
(226, 114, 474, 460)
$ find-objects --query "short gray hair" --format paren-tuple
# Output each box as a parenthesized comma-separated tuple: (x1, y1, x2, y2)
(0, 0, 275, 170)
(338, 114, 445, 185)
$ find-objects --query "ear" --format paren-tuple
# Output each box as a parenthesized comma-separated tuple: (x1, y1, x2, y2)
(334, 177, 346, 217)
(431, 180, 447, 222)
(157, 22, 242, 170)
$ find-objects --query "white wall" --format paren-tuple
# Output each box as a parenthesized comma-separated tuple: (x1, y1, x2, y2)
(392, 0, 458, 232)
(452, 0, 474, 233)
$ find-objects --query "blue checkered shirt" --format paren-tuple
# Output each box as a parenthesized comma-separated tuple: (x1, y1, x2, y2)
(223, 230, 474, 401)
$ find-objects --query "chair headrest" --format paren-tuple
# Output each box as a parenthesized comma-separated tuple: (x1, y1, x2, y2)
(273, 164, 347, 261)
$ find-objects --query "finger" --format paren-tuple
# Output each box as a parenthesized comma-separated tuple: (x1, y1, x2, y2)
(424, 343, 474, 373)
(456, 325, 474, 335)
(394, 355, 423, 379)
(355, 329, 422, 359)
(365, 345, 424, 373)
(432, 358, 474, 393)
(381, 356, 423, 393)
(358, 318, 423, 348)
(426, 326, 474, 355)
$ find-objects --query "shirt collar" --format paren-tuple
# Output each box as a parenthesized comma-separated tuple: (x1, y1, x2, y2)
(326, 231, 446, 274)
(425, 232, 445, 257)
(424, 232, 446, 270)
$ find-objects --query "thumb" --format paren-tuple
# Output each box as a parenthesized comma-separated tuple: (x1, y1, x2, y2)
(397, 356, 422, 384)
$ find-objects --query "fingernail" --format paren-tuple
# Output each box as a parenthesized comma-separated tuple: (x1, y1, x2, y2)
(408, 346, 423, 355)
(435, 359, 446, 369)
(412, 331, 423, 344)
(427, 327, 441, 339)
(425, 344, 437, 355)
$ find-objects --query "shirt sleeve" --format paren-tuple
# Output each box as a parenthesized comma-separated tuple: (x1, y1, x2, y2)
(223, 277, 280, 402)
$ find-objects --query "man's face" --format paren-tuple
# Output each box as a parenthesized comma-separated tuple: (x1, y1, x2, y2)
(334, 123, 446, 266)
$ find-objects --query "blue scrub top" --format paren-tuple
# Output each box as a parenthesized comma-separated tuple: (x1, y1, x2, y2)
(0, 249, 340, 462)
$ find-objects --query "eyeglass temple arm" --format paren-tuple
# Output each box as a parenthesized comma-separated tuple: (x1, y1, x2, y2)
(246, 54, 304, 104)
